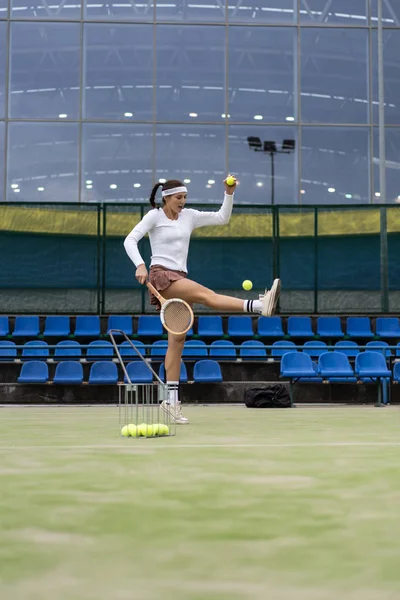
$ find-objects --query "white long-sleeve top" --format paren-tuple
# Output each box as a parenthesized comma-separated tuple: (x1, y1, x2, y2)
(124, 193, 233, 273)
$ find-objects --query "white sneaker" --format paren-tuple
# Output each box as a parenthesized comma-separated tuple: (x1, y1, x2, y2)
(160, 400, 189, 424)
(261, 278, 281, 317)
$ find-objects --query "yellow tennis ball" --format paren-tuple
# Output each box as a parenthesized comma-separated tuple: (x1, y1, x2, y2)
(242, 279, 253, 291)
(146, 424, 154, 437)
(226, 176, 235, 186)
(159, 424, 169, 436)
(128, 424, 137, 437)
(137, 423, 147, 437)
(152, 424, 159, 436)
(121, 425, 130, 437)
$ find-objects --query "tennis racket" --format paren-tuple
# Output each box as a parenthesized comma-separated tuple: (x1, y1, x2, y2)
(146, 281, 194, 335)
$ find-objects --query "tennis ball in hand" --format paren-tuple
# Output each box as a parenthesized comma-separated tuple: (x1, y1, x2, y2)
(242, 279, 253, 291)
(226, 176, 235, 186)
(121, 425, 130, 437)
(128, 424, 137, 437)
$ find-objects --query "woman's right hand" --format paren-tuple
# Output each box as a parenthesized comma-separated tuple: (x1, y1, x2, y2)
(135, 264, 148, 285)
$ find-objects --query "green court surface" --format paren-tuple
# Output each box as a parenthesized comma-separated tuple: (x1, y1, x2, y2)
(0, 405, 400, 600)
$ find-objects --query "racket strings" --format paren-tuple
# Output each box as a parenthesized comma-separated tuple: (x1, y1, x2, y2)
(163, 301, 193, 334)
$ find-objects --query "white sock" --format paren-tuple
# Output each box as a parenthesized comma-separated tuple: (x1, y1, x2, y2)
(167, 381, 179, 406)
(243, 299, 262, 313)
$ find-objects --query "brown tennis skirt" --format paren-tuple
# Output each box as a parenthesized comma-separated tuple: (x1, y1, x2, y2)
(149, 264, 187, 310)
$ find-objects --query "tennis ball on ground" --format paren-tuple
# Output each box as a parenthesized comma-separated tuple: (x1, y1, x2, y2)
(242, 279, 253, 291)
(152, 424, 159, 436)
(137, 423, 147, 437)
(146, 424, 154, 437)
(226, 176, 235, 186)
(121, 425, 130, 437)
(159, 424, 170, 436)
(128, 424, 137, 437)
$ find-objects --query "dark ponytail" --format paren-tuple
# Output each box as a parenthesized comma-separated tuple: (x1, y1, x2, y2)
(149, 179, 185, 208)
(149, 182, 163, 208)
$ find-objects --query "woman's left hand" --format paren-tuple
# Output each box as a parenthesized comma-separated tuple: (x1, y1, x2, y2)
(224, 174, 237, 195)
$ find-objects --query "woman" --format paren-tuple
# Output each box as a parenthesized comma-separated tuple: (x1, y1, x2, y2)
(124, 177, 280, 424)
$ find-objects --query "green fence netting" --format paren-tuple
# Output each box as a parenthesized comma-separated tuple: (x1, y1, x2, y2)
(0, 202, 398, 314)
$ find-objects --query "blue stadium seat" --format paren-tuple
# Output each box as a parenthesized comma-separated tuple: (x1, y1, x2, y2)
(346, 317, 373, 339)
(107, 315, 133, 337)
(317, 317, 344, 339)
(150, 340, 169, 357)
(193, 360, 223, 383)
(355, 352, 391, 379)
(280, 352, 315, 378)
(328, 346, 358, 381)
(74, 316, 101, 338)
(334, 341, 360, 357)
(197, 316, 224, 338)
(137, 315, 163, 338)
(396, 343, 400, 358)
(22, 341, 49, 361)
(53, 361, 83, 384)
(43, 316, 70, 337)
(18, 361, 48, 383)
(356, 352, 391, 405)
(54, 340, 82, 360)
(119, 340, 146, 360)
(271, 340, 297, 358)
(88, 361, 118, 384)
(375, 317, 400, 339)
(392, 362, 400, 383)
(159, 362, 188, 383)
(287, 316, 314, 338)
(257, 316, 284, 338)
(0, 316, 9, 337)
(12, 316, 40, 338)
(366, 341, 391, 358)
(227, 316, 254, 338)
(0, 341, 17, 360)
(87, 340, 114, 360)
(182, 340, 208, 359)
(318, 352, 354, 378)
(209, 340, 236, 360)
(299, 360, 323, 383)
(239, 340, 267, 360)
(125, 361, 153, 384)
(303, 341, 328, 358)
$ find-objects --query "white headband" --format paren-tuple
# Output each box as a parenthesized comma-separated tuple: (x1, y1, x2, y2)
(161, 186, 187, 198)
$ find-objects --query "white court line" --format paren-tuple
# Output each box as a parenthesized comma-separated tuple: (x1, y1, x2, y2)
(0, 441, 400, 450)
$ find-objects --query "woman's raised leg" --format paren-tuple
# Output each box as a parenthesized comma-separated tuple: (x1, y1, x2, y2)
(162, 278, 280, 316)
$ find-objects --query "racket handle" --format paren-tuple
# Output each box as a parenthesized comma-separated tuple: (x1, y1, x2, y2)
(146, 280, 164, 304)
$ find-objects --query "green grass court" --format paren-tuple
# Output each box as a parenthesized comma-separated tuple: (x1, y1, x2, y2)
(1, 405, 400, 600)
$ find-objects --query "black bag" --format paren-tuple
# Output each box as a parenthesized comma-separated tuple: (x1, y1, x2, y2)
(244, 384, 291, 408)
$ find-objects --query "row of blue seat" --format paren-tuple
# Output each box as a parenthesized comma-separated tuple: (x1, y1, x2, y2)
(281, 351, 395, 383)
(18, 360, 223, 384)
(3, 315, 400, 339)
(2, 339, 400, 361)
(262, 316, 400, 339)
